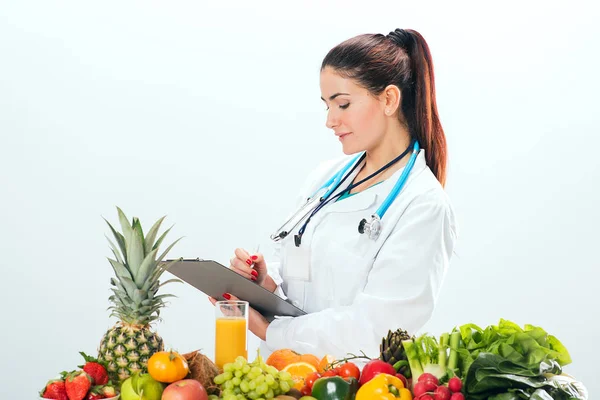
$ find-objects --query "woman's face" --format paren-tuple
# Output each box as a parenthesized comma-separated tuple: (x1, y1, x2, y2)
(320, 67, 387, 155)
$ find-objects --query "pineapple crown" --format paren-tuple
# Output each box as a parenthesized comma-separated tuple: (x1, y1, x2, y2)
(104, 207, 183, 326)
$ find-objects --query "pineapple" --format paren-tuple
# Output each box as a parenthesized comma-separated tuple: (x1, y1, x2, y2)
(380, 328, 412, 374)
(97, 207, 182, 383)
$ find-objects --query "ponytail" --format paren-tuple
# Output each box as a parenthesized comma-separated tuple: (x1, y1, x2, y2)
(401, 29, 447, 187)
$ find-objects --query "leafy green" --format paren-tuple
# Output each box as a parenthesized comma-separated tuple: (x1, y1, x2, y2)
(457, 319, 572, 376)
(456, 319, 582, 400)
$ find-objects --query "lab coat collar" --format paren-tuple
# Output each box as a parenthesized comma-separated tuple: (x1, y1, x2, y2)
(323, 149, 428, 214)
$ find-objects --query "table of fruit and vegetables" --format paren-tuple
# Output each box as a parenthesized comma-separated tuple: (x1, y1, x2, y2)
(39, 209, 589, 400)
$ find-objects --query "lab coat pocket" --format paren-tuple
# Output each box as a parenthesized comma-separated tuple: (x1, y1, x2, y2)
(322, 239, 375, 306)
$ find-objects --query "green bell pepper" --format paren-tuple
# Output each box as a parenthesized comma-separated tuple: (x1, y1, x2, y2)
(311, 376, 359, 400)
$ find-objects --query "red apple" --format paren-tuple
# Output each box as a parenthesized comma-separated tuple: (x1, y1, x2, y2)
(162, 379, 208, 400)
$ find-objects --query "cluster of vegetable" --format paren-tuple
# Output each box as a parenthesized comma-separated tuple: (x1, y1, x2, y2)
(398, 319, 586, 400)
(304, 358, 413, 400)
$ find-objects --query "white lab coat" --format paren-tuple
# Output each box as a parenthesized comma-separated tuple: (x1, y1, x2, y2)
(260, 149, 458, 360)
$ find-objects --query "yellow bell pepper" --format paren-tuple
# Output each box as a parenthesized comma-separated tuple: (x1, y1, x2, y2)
(356, 373, 413, 400)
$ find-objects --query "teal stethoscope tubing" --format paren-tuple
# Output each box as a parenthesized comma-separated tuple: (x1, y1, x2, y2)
(291, 140, 420, 246)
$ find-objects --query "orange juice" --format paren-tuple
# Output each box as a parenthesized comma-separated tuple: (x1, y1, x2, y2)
(215, 317, 247, 368)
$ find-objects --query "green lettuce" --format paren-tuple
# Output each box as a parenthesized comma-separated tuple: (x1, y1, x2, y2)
(455, 319, 581, 400)
(457, 319, 571, 376)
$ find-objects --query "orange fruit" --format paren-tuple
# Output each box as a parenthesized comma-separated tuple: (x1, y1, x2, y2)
(147, 350, 189, 383)
(318, 354, 336, 373)
(282, 361, 318, 390)
(266, 349, 320, 370)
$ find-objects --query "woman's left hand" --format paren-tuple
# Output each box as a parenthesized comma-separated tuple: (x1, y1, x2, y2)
(208, 293, 270, 341)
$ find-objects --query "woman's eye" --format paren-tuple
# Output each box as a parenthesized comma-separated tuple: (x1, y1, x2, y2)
(324, 103, 350, 111)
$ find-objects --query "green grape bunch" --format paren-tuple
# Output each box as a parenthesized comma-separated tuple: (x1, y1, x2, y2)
(209, 353, 296, 400)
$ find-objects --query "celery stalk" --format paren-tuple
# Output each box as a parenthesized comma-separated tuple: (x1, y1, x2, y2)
(439, 333, 449, 369)
(402, 338, 424, 381)
(448, 331, 461, 372)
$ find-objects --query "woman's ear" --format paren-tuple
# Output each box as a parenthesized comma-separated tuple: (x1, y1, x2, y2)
(382, 84, 401, 116)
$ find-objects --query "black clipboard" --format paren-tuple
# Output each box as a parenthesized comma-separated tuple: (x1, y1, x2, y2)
(164, 259, 306, 322)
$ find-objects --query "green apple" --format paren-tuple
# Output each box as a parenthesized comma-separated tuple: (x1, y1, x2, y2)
(120, 373, 164, 400)
(120, 378, 137, 400)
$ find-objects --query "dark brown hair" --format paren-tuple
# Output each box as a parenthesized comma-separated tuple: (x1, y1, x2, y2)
(321, 29, 447, 187)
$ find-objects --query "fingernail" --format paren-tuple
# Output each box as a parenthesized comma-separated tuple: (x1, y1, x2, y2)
(251, 270, 258, 277)
(251, 255, 258, 261)
(222, 293, 231, 300)
(251, 276, 257, 281)
(246, 259, 252, 265)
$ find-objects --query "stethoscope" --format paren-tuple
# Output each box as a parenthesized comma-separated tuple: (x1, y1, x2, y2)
(270, 139, 420, 246)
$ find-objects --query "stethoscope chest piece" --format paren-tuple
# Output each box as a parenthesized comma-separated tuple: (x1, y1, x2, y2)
(358, 214, 382, 240)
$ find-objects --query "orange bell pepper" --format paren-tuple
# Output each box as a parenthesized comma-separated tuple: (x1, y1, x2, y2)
(356, 373, 412, 400)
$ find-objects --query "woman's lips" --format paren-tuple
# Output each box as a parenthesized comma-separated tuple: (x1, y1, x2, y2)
(337, 132, 352, 140)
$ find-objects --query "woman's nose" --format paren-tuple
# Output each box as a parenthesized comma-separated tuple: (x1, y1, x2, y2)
(325, 109, 339, 129)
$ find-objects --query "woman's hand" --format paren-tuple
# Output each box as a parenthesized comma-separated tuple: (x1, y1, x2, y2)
(229, 248, 277, 292)
(208, 293, 270, 341)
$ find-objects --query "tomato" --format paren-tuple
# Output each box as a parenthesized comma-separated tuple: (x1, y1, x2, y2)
(338, 362, 360, 381)
(321, 367, 340, 377)
(147, 350, 189, 383)
(304, 371, 321, 390)
(300, 385, 312, 396)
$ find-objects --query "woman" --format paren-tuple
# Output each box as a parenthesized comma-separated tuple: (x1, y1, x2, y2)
(212, 28, 458, 360)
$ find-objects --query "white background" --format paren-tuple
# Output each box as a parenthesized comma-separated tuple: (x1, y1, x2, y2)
(1, 0, 598, 398)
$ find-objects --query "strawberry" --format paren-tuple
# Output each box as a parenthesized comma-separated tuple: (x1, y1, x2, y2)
(79, 352, 108, 385)
(65, 371, 92, 400)
(100, 384, 117, 398)
(86, 386, 106, 399)
(41, 379, 68, 400)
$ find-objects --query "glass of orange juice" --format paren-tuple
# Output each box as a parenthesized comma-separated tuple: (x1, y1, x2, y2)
(214, 300, 248, 369)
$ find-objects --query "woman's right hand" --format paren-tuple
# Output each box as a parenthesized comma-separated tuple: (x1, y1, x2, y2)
(230, 248, 270, 288)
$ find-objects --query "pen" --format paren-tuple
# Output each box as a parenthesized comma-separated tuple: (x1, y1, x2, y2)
(250, 244, 260, 264)
(250, 244, 260, 281)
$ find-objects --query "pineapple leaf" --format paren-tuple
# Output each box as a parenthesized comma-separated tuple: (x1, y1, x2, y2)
(119, 276, 139, 297)
(144, 216, 166, 254)
(107, 258, 134, 284)
(141, 275, 160, 292)
(153, 294, 178, 300)
(110, 278, 129, 296)
(109, 288, 128, 300)
(156, 237, 183, 264)
(152, 225, 173, 252)
(132, 289, 147, 305)
(108, 293, 133, 308)
(110, 287, 131, 302)
(127, 219, 145, 275)
(134, 248, 159, 287)
(106, 235, 125, 265)
(137, 306, 153, 314)
(104, 219, 127, 264)
(159, 278, 183, 287)
(150, 258, 180, 283)
(116, 207, 134, 246)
